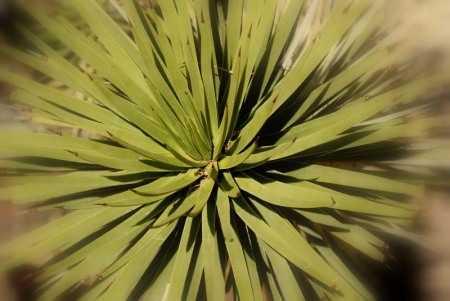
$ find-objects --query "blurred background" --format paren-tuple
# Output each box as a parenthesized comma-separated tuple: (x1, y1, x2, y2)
(387, 1, 450, 301)
(0, 0, 449, 300)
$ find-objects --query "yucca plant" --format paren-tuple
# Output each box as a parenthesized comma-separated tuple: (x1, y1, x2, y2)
(0, 0, 447, 300)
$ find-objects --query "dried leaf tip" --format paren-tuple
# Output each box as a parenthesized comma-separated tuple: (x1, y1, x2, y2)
(200, 9, 205, 23)
(331, 283, 339, 292)
(331, 196, 336, 205)
(86, 72, 94, 81)
(49, 129, 62, 136)
(247, 24, 253, 38)
(66, 150, 79, 157)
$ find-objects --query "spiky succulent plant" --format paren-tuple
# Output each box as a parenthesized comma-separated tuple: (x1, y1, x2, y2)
(0, 0, 447, 300)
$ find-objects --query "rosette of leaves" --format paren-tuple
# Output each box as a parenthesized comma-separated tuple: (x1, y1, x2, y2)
(0, 0, 447, 300)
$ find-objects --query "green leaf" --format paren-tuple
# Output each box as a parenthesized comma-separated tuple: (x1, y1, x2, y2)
(153, 193, 192, 227)
(202, 200, 225, 301)
(234, 142, 293, 170)
(218, 170, 241, 198)
(338, 117, 443, 151)
(232, 195, 340, 289)
(194, 0, 219, 135)
(95, 190, 165, 207)
(234, 171, 334, 208)
(79, 276, 116, 301)
(225, 0, 243, 69)
(240, 228, 265, 301)
(37, 207, 154, 299)
(315, 245, 371, 300)
(165, 217, 201, 301)
(99, 221, 178, 279)
(96, 222, 178, 301)
(217, 188, 255, 301)
(133, 169, 200, 196)
(189, 178, 215, 216)
(212, 105, 229, 159)
(68, 149, 164, 172)
(9, 90, 109, 137)
(227, 98, 275, 155)
(184, 245, 205, 301)
(268, 164, 423, 197)
(106, 128, 189, 168)
(272, 75, 447, 159)
(0, 69, 129, 133)
(265, 0, 371, 116)
(37, 205, 156, 280)
(219, 141, 257, 169)
(300, 210, 384, 261)
(254, 0, 305, 99)
(259, 240, 305, 301)
(2, 171, 138, 204)
(1, 207, 133, 270)
(295, 181, 416, 218)
(138, 252, 176, 301)
(280, 47, 391, 129)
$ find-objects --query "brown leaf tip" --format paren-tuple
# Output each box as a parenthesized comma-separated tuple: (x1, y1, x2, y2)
(200, 9, 205, 23)
(86, 72, 94, 81)
(331, 197, 336, 206)
(66, 150, 79, 157)
(272, 96, 278, 104)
